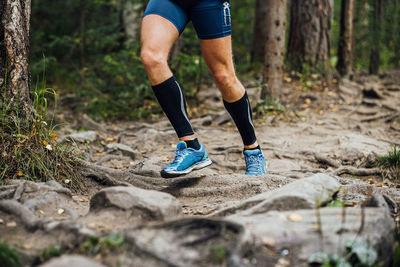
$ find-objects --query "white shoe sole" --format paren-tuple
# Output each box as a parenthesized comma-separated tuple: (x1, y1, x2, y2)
(161, 159, 212, 178)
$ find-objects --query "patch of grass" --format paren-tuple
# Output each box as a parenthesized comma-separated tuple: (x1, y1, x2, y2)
(0, 242, 22, 267)
(0, 65, 82, 191)
(309, 240, 377, 267)
(38, 245, 62, 263)
(209, 244, 227, 264)
(379, 146, 400, 182)
(79, 234, 125, 256)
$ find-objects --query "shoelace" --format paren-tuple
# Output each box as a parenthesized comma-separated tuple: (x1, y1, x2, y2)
(246, 154, 264, 172)
(171, 149, 188, 164)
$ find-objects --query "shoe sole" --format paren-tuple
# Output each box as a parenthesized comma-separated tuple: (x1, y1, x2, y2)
(161, 159, 212, 179)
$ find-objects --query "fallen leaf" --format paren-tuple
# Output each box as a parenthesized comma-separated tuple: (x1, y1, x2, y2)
(57, 208, 65, 215)
(376, 184, 384, 187)
(261, 235, 276, 247)
(288, 213, 302, 222)
(22, 243, 33, 249)
(6, 221, 17, 228)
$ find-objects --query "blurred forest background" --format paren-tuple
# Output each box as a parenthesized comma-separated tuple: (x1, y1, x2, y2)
(29, 0, 400, 121)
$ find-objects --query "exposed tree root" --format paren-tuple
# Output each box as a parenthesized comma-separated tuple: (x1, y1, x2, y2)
(314, 152, 340, 168)
(0, 200, 40, 231)
(334, 166, 381, 176)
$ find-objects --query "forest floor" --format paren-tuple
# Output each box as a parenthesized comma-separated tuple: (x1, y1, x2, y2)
(1, 70, 400, 266)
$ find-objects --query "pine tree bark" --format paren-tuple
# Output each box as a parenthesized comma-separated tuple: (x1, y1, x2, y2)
(251, 0, 269, 64)
(369, 0, 386, 74)
(337, 0, 355, 77)
(260, 0, 287, 100)
(287, 0, 332, 75)
(0, 0, 32, 126)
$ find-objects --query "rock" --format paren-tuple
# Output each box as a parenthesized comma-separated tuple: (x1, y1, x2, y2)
(78, 114, 104, 132)
(339, 147, 364, 166)
(67, 131, 98, 142)
(39, 255, 106, 267)
(211, 173, 340, 217)
(131, 157, 165, 177)
(106, 143, 137, 159)
(90, 186, 181, 221)
(229, 207, 395, 267)
(123, 218, 252, 267)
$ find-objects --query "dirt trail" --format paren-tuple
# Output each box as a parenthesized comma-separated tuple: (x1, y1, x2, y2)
(65, 70, 400, 213)
(1, 71, 399, 266)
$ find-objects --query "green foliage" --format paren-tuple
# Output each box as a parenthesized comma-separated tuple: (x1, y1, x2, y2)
(79, 233, 125, 256)
(209, 244, 227, 264)
(39, 245, 62, 263)
(379, 146, 400, 181)
(0, 66, 81, 191)
(309, 240, 377, 267)
(0, 242, 21, 267)
(326, 200, 345, 208)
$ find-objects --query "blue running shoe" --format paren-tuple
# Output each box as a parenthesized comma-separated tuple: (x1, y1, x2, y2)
(161, 141, 212, 178)
(244, 149, 267, 175)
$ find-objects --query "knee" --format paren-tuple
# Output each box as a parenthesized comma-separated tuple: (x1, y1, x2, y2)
(140, 48, 167, 70)
(213, 70, 236, 88)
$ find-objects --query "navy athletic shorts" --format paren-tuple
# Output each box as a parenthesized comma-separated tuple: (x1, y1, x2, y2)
(143, 0, 232, 40)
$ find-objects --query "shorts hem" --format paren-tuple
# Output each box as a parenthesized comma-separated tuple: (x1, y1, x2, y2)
(198, 31, 232, 40)
(143, 13, 185, 35)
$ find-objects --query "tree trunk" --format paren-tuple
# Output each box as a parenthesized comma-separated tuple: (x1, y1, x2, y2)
(122, 0, 142, 43)
(0, 0, 32, 127)
(369, 0, 386, 75)
(260, 0, 287, 100)
(251, 0, 268, 64)
(287, 0, 332, 76)
(337, 0, 355, 77)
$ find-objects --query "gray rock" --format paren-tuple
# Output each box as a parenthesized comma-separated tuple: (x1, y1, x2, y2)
(123, 218, 252, 267)
(211, 173, 340, 217)
(229, 207, 395, 267)
(90, 186, 181, 221)
(39, 255, 105, 267)
(106, 143, 137, 159)
(131, 157, 165, 177)
(67, 131, 98, 142)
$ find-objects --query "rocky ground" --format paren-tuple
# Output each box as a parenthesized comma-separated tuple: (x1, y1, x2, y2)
(1, 71, 400, 266)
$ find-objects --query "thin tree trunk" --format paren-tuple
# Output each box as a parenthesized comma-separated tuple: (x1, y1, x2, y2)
(0, 0, 32, 125)
(337, 0, 355, 77)
(79, 0, 87, 69)
(251, 0, 268, 64)
(369, 0, 386, 75)
(287, 0, 332, 76)
(260, 0, 287, 100)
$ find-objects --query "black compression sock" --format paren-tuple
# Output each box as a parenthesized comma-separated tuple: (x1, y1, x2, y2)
(185, 138, 201, 150)
(223, 91, 257, 146)
(152, 77, 194, 138)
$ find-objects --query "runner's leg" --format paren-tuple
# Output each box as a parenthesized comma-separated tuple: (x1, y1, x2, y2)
(200, 36, 259, 149)
(140, 15, 196, 143)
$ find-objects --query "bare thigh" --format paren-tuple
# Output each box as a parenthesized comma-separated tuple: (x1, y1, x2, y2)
(140, 15, 179, 85)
